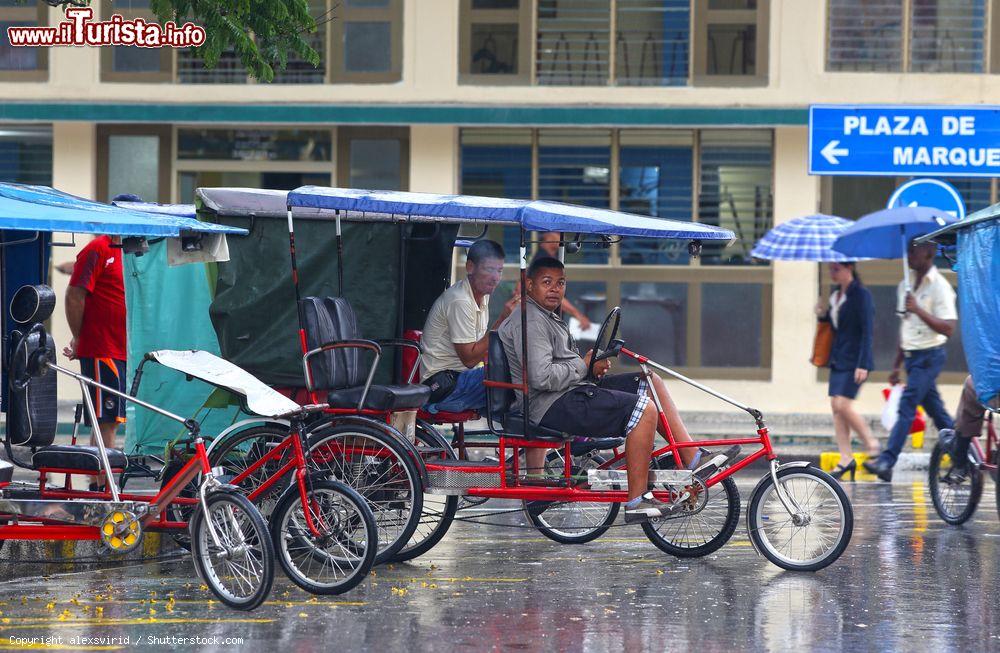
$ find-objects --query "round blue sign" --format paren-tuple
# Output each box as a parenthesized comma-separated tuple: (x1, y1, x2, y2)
(887, 178, 966, 220)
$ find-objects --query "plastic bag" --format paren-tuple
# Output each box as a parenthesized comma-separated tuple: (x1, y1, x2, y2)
(881, 384, 903, 431)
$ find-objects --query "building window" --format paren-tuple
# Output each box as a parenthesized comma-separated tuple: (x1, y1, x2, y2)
(692, 0, 770, 85)
(459, 0, 533, 84)
(698, 130, 774, 265)
(616, 0, 691, 86)
(0, 0, 48, 81)
(0, 126, 52, 185)
(535, 0, 612, 85)
(329, 0, 403, 83)
(827, 0, 991, 73)
(97, 125, 171, 203)
(99, 0, 401, 83)
(459, 127, 774, 378)
(174, 127, 343, 204)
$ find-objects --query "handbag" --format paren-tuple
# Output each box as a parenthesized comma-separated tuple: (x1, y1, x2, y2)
(811, 321, 834, 367)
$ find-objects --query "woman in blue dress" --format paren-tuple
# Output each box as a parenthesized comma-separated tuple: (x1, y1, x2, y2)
(816, 262, 879, 480)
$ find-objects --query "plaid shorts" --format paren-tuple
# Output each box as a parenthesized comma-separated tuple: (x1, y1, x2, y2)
(540, 373, 651, 438)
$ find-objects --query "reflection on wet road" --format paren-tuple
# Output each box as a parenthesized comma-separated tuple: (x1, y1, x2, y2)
(1, 477, 998, 652)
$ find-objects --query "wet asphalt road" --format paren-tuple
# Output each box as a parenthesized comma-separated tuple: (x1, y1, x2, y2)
(0, 474, 998, 653)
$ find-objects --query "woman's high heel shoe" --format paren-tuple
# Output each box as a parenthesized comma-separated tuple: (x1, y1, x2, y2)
(830, 458, 857, 481)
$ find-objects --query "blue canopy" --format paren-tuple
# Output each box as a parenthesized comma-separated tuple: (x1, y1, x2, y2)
(956, 218, 1000, 406)
(286, 187, 735, 241)
(915, 202, 1000, 246)
(113, 201, 196, 219)
(0, 184, 247, 237)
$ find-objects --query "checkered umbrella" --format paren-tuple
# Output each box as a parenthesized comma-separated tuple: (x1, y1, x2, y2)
(750, 214, 859, 262)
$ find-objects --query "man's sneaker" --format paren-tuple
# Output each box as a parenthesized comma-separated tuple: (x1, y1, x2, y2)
(693, 445, 742, 481)
(624, 492, 681, 524)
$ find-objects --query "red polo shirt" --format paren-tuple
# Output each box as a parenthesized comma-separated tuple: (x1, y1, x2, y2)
(68, 235, 127, 360)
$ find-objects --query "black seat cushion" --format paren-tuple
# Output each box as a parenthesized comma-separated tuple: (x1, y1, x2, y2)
(502, 412, 574, 442)
(327, 384, 431, 411)
(32, 445, 127, 472)
(6, 327, 58, 448)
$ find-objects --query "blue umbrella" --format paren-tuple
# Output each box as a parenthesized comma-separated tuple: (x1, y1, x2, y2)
(750, 214, 859, 262)
(833, 205, 958, 310)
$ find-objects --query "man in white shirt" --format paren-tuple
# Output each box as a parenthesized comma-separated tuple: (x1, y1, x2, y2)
(864, 241, 957, 482)
(420, 240, 516, 413)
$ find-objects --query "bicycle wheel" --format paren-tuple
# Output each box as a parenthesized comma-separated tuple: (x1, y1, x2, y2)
(524, 451, 619, 545)
(929, 441, 982, 525)
(747, 466, 853, 572)
(389, 421, 459, 562)
(642, 475, 740, 558)
(307, 421, 423, 565)
(190, 490, 275, 611)
(271, 479, 377, 595)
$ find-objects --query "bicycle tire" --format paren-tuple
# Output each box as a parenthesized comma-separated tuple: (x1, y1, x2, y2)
(271, 479, 377, 595)
(747, 466, 852, 572)
(190, 490, 275, 611)
(642, 475, 740, 558)
(307, 420, 423, 565)
(929, 441, 982, 525)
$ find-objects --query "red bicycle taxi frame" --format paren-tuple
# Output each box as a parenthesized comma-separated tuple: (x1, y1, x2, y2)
(225, 424, 328, 539)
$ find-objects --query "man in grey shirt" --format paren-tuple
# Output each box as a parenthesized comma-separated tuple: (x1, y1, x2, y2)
(498, 256, 737, 523)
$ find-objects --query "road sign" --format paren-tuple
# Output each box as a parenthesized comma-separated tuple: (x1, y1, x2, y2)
(886, 179, 966, 220)
(809, 105, 1000, 177)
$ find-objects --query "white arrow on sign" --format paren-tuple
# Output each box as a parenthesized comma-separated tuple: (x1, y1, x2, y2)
(821, 140, 849, 165)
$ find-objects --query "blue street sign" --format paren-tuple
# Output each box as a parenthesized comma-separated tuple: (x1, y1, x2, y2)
(887, 179, 966, 220)
(809, 105, 1000, 177)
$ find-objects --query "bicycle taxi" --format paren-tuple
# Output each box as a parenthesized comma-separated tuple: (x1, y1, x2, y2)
(916, 204, 1000, 524)
(266, 186, 854, 572)
(0, 184, 377, 607)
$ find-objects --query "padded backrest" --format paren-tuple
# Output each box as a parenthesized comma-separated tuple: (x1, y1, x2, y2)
(485, 331, 514, 416)
(400, 329, 422, 383)
(299, 297, 365, 390)
(5, 328, 57, 448)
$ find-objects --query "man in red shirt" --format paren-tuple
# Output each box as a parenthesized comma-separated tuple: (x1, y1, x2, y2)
(64, 235, 127, 451)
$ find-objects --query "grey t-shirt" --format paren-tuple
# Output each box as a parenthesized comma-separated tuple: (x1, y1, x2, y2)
(497, 298, 588, 424)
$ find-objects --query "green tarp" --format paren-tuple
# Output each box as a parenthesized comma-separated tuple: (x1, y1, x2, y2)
(124, 240, 240, 454)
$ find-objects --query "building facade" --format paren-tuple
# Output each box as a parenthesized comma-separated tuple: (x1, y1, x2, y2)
(2, 0, 995, 414)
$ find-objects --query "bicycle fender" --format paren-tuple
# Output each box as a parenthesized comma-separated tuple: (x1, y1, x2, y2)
(744, 461, 815, 558)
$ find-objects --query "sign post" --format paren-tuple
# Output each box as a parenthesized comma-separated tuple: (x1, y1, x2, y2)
(809, 105, 1000, 177)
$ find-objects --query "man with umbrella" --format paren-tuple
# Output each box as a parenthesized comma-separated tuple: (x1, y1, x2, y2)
(863, 240, 957, 481)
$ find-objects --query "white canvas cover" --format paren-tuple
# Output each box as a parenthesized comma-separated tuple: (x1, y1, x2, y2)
(148, 350, 300, 417)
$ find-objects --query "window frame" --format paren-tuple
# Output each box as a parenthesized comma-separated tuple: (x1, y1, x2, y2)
(0, 1, 49, 82)
(336, 126, 410, 189)
(825, 0, 995, 73)
(692, 0, 770, 86)
(96, 124, 173, 203)
(328, 0, 404, 84)
(98, 1, 173, 83)
(459, 0, 534, 85)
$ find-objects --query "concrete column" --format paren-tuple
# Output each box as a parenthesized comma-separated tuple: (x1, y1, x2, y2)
(50, 122, 98, 400)
(46, 5, 100, 92)
(409, 0, 459, 91)
(409, 125, 458, 194)
(769, 126, 823, 408)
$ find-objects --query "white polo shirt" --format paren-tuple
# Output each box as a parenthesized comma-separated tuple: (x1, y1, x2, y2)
(420, 279, 489, 378)
(897, 266, 957, 351)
